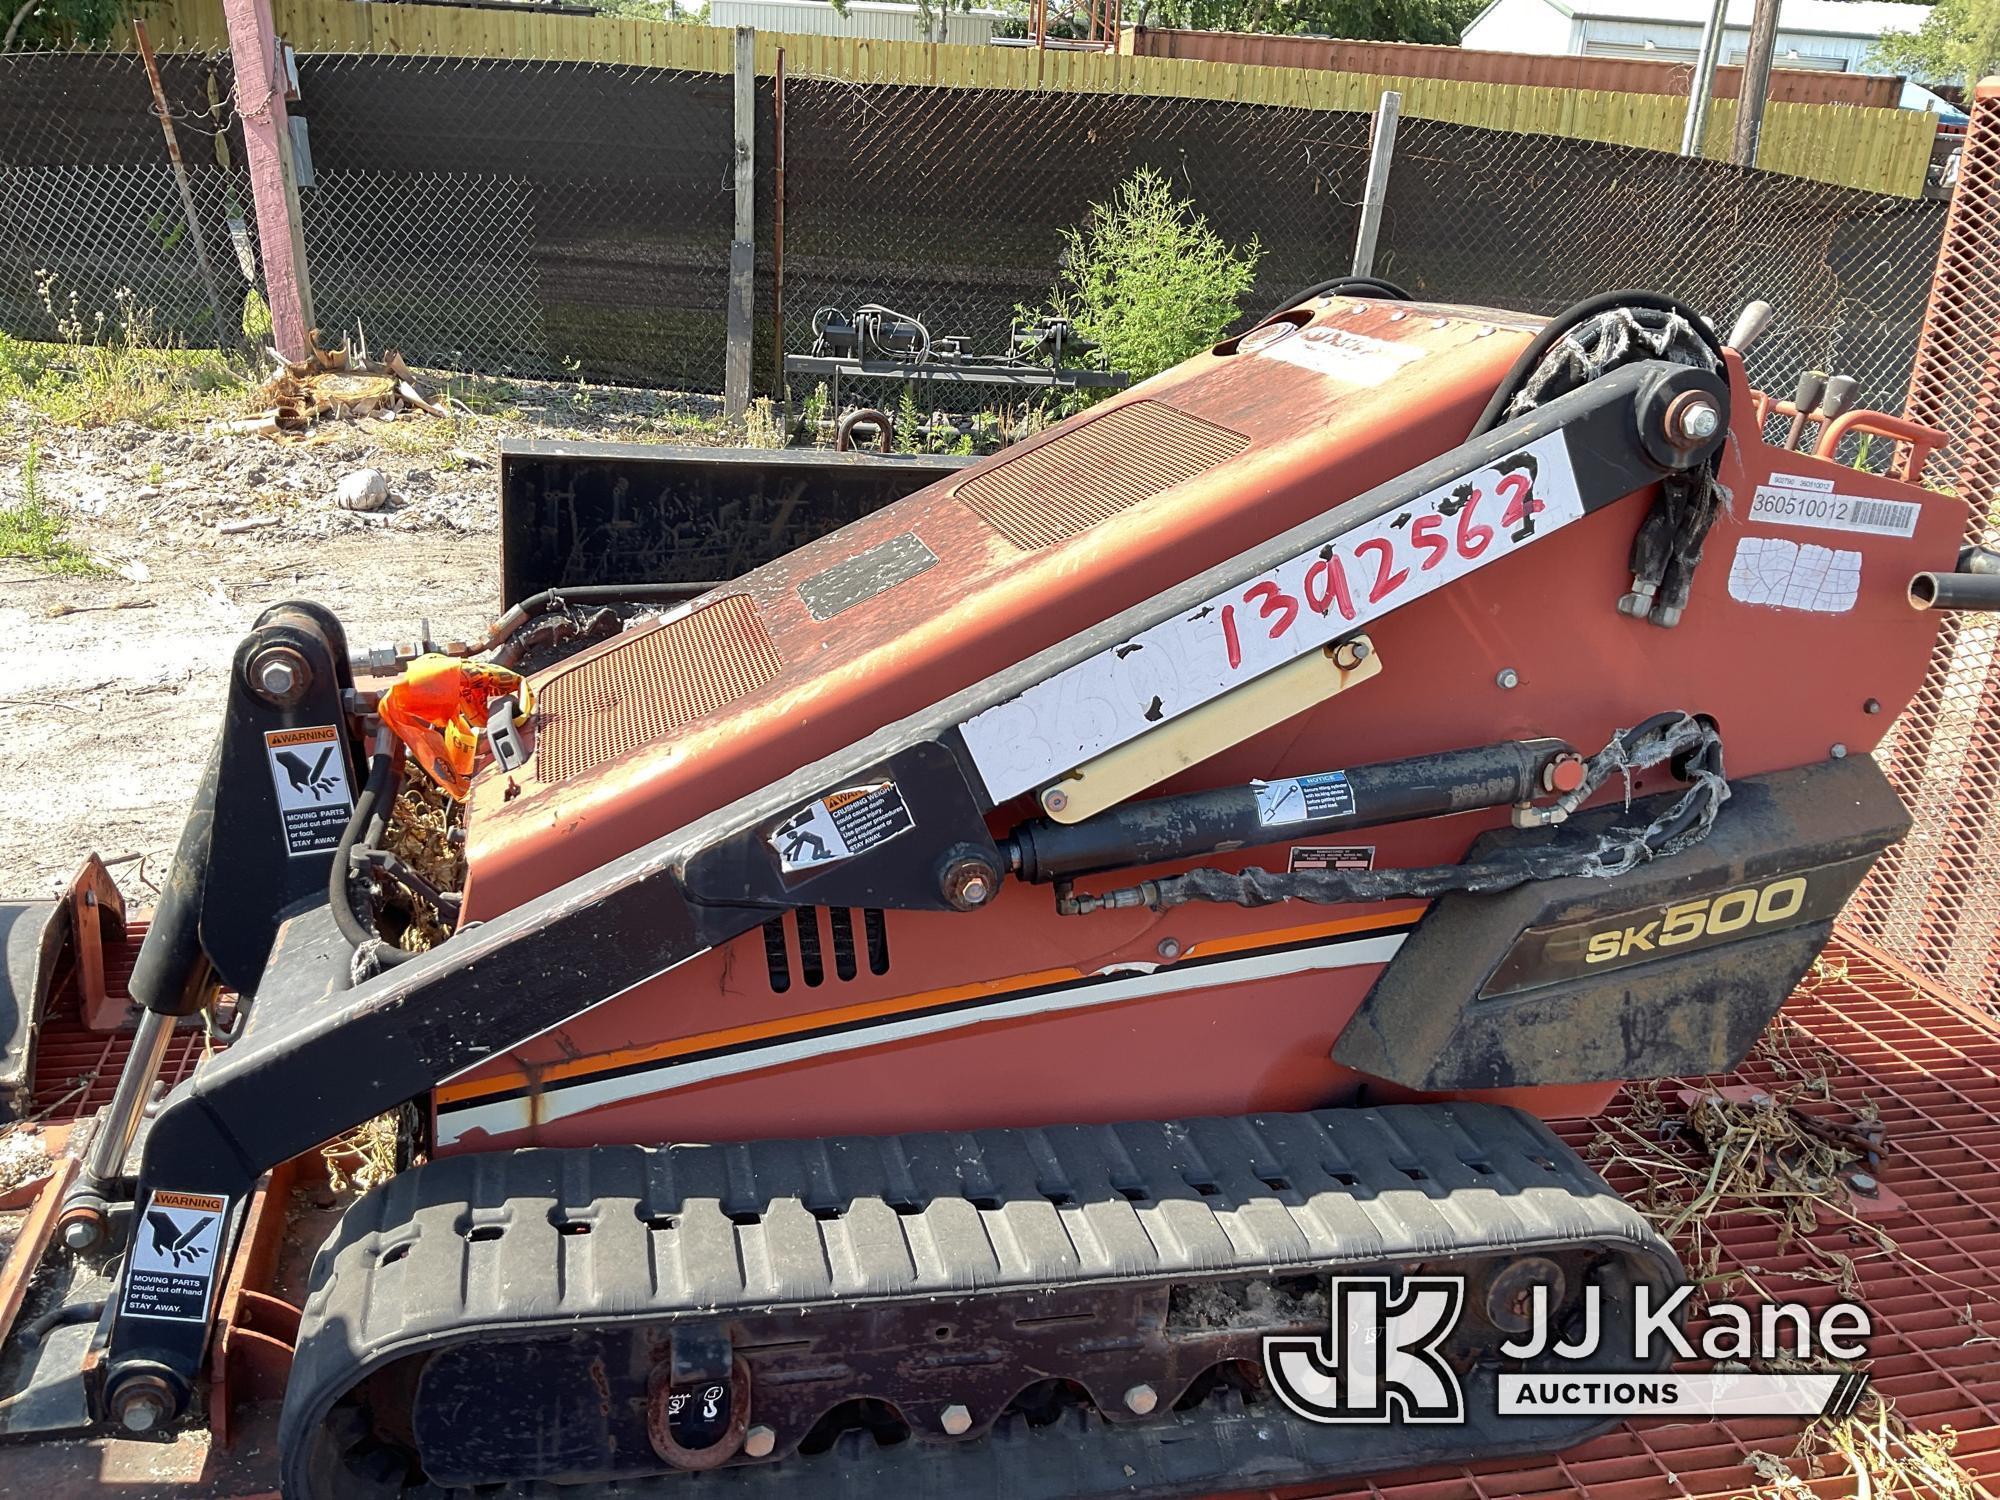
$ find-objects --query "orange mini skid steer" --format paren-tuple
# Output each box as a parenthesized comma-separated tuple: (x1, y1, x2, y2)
(0, 285, 1977, 1498)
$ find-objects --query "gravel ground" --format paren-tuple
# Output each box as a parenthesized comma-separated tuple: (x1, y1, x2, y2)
(0, 377, 731, 903)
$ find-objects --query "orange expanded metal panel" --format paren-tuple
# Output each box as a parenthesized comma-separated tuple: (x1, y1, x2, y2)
(956, 399, 1250, 550)
(1844, 78, 2000, 1006)
(532, 593, 784, 784)
(1125, 28, 1904, 108)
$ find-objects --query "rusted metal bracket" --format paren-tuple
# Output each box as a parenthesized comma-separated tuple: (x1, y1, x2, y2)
(66, 856, 129, 1033)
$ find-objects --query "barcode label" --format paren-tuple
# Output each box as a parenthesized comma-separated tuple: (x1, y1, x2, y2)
(1747, 484, 1921, 539)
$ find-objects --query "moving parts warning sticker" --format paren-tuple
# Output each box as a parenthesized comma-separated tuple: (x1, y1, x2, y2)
(771, 780, 915, 875)
(264, 725, 354, 856)
(123, 1190, 227, 1323)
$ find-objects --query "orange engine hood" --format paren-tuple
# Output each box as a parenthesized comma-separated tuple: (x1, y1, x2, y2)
(460, 299, 1545, 919)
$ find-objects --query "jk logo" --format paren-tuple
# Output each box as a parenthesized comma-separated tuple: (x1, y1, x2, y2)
(1263, 1276, 1466, 1424)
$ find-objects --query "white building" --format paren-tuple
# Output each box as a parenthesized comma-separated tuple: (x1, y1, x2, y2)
(706, 0, 1011, 45)
(1460, 0, 1939, 81)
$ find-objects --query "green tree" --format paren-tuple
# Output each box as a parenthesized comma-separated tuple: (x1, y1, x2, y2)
(1128, 0, 1484, 46)
(1025, 165, 1261, 395)
(4, 0, 123, 49)
(1872, 0, 2000, 87)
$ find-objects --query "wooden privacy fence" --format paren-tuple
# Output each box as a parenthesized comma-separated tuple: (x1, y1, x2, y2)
(114, 0, 1937, 198)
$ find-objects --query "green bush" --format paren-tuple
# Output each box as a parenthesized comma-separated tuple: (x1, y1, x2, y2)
(1025, 166, 1261, 400)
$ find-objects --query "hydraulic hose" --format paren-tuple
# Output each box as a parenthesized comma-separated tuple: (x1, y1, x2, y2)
(1058, 714, 1727, 915)
(1469, 289, 1725, 440)
(1259, 275, 1411, 322)
(467, 581, 721, 659)
(21, 1299, 106, 1346)
(330, 727, 413, 975)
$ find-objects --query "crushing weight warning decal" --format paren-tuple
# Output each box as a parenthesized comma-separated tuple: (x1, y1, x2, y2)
(123, 1190, 226, 1323)
(958, 432, 1585, 802)
(771, 780, 915, 875)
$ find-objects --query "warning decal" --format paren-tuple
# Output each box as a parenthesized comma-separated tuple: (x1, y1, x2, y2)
(264, 725, 354, 856)
(1254, 771, 1357, 827)
(123, 1190, 226, 1323)
(771, 780, 915, 875)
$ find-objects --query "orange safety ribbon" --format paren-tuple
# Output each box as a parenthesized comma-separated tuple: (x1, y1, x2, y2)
(378, 654, 534, 802)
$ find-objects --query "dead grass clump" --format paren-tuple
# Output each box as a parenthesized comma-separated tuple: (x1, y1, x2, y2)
(321, 1113, 400, 1195)
(382, 771, 464, 953)
(1590, 1001, 1986, 1499)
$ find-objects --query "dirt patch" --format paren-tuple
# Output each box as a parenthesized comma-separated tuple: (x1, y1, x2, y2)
(0, 376, 728, 904)
(0, 1125, 52, 1193)
(1169, 1276, 1329, 1333)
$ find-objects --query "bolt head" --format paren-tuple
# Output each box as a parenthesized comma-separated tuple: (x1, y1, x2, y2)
(1156, 938, 1181, 960)
(257, 656, 297, 696)
(118, 1394, 164, 1433)
(1850, 1172, 1878, 1193)
(1124, 1383, 1159, 1415)
(1678, 402, 1722, 440)
(1332, 638, 1372, 670)
(1042, 787, 1069, 815)
(940, 1403, 973, 1436)
(61, 1218, 100, 1252)
(942, 856, 999, 911)
(744, 1424, 776, 1458)
(1496, 668, 1520, 690)
(1831, 743, 1848, 759)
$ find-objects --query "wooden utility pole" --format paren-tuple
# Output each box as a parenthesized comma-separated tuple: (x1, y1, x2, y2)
(222, 0, 314, 360)
(1733, 0, 1782, 168)
(725, 26, 755, 422)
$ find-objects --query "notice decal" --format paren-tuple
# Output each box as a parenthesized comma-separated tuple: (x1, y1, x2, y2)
(122, 1189, 226, 1323)
(1288, 845, 1375, 873)
(264, 725, 354, 856)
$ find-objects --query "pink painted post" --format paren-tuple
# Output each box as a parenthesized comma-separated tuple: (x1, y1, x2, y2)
(222, 0, 309, 360)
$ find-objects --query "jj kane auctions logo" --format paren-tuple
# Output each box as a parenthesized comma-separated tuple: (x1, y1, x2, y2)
(1263, 1277, 1873, 1424)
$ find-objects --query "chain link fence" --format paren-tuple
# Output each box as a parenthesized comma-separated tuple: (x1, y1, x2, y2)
(0, 50, 255, 352)
(0, 50, 1954, 420)
(1843, 81, 2000, 1007)
(1376, 116, 1950, 452)
(288, 54, 773, 387)
(777, 77, 1370, 397)
(770, 85, 1950, 441)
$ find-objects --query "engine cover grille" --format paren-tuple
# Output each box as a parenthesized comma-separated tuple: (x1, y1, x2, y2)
(534, 594, 781, 783)
(955, 399, 1250, 550)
